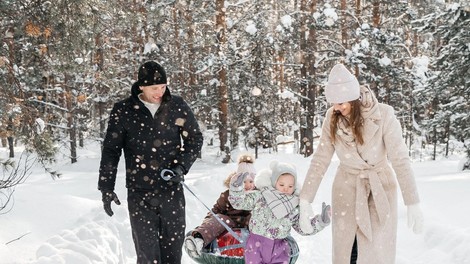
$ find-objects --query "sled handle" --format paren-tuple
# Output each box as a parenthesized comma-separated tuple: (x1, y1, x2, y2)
(181, 182, 244, 243)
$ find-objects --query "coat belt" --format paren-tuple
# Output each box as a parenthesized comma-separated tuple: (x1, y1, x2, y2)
(339, 161, 391, 241)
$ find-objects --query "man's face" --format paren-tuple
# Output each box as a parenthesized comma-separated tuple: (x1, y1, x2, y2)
(140, 84, 166, 104)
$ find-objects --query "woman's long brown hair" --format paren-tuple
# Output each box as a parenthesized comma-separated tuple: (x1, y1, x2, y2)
(330, 99, 364, 145)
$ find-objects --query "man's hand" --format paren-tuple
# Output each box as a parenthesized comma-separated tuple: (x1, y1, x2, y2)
(160, 164, 185, 183)
(101, 190, 121, 217)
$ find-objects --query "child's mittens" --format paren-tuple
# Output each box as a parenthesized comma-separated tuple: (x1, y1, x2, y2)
(230, 172, 247, 192)
(318, 202, 331, 227)
(299, 199, 315, 234)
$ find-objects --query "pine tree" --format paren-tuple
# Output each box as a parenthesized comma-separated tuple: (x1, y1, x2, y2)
(414, 3, 469, 163)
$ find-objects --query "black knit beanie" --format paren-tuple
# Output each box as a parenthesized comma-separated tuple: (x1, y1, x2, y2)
(137, 61, 167, 86)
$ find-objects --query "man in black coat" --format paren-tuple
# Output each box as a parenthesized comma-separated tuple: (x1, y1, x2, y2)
(98, 61, 203, 264)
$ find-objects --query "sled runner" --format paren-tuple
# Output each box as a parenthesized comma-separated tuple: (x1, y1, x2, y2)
(184, 228, 299, 264)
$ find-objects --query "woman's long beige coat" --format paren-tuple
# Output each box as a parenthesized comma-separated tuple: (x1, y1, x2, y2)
(300, 88, 420, 264)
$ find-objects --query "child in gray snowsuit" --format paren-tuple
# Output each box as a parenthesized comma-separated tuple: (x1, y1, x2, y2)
(229, 160, 330, 264)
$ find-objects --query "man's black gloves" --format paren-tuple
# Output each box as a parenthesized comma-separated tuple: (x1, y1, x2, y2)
(160, 164, 185, 183)
(101, 190, 121, 217)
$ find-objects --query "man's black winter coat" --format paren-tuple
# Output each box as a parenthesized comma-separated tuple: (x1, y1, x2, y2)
(98, 84, 203, 191)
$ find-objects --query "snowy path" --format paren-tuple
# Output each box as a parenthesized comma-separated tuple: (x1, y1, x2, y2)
(0, 146, 469, 264)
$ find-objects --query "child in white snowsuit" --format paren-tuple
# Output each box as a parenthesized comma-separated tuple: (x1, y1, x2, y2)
(229, 160, 331, 264)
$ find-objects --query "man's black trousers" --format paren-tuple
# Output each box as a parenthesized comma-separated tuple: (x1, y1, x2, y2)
(127, 187, 186, 264)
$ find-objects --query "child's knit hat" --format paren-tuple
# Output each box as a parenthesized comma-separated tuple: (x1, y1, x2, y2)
(270, 160, 297, 187)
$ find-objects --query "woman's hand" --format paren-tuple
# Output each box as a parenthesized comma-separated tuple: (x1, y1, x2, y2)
(299, 199, 315, 233)
(407, 203, 424, 234)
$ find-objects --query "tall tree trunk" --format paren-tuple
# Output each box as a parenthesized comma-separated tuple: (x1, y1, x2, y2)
(98, 95, 106, 141)
(445, 119, 450, 157)
(183, 0, 202, 158)
(408, 96, 413, 156)
(354, 0, 361, 77)
(299, 0, 317, 157)
(299, 0, 308, 155)
(6, 28, 16, 158)
(355, 0, 361, 16)
(185, 0, 196, 89)
(173, 4, 183, 91)
(341, 0, 348, 46)
(79, 129, 84, 148)
(95, 32, 106, 141)
(432, 127, 437, 161)
(408, 31, 420, 155)
(215, 0, 229, 159)
(372, 0, 381, 26)
(370, 0, 381, 96)
(7, 117, 14, 158)
(65, 78, 77, 164)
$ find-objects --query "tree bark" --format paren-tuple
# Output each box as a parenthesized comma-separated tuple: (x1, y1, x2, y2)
(7, 117, 14, 158)
(173, 5, 184, 91)
(299, 0, 317, 157)
(65, 77, 77, 164)
(215, 0, 229, 158)
(341, 0, 348, 46)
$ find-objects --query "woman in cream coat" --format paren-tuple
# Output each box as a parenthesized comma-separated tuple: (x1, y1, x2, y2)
(299, 64, 424, 264)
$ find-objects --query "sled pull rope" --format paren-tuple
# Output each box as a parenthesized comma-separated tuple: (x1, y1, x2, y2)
(181, 182, 244, 243)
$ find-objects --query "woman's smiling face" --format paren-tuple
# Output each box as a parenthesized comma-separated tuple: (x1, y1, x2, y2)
(333, 102, 352, 117)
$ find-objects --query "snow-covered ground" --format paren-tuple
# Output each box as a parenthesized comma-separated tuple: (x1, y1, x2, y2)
(0, 141, 469, 264)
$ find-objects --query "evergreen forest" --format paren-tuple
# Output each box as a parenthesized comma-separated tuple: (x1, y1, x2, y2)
(0, 0, 469, 175)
